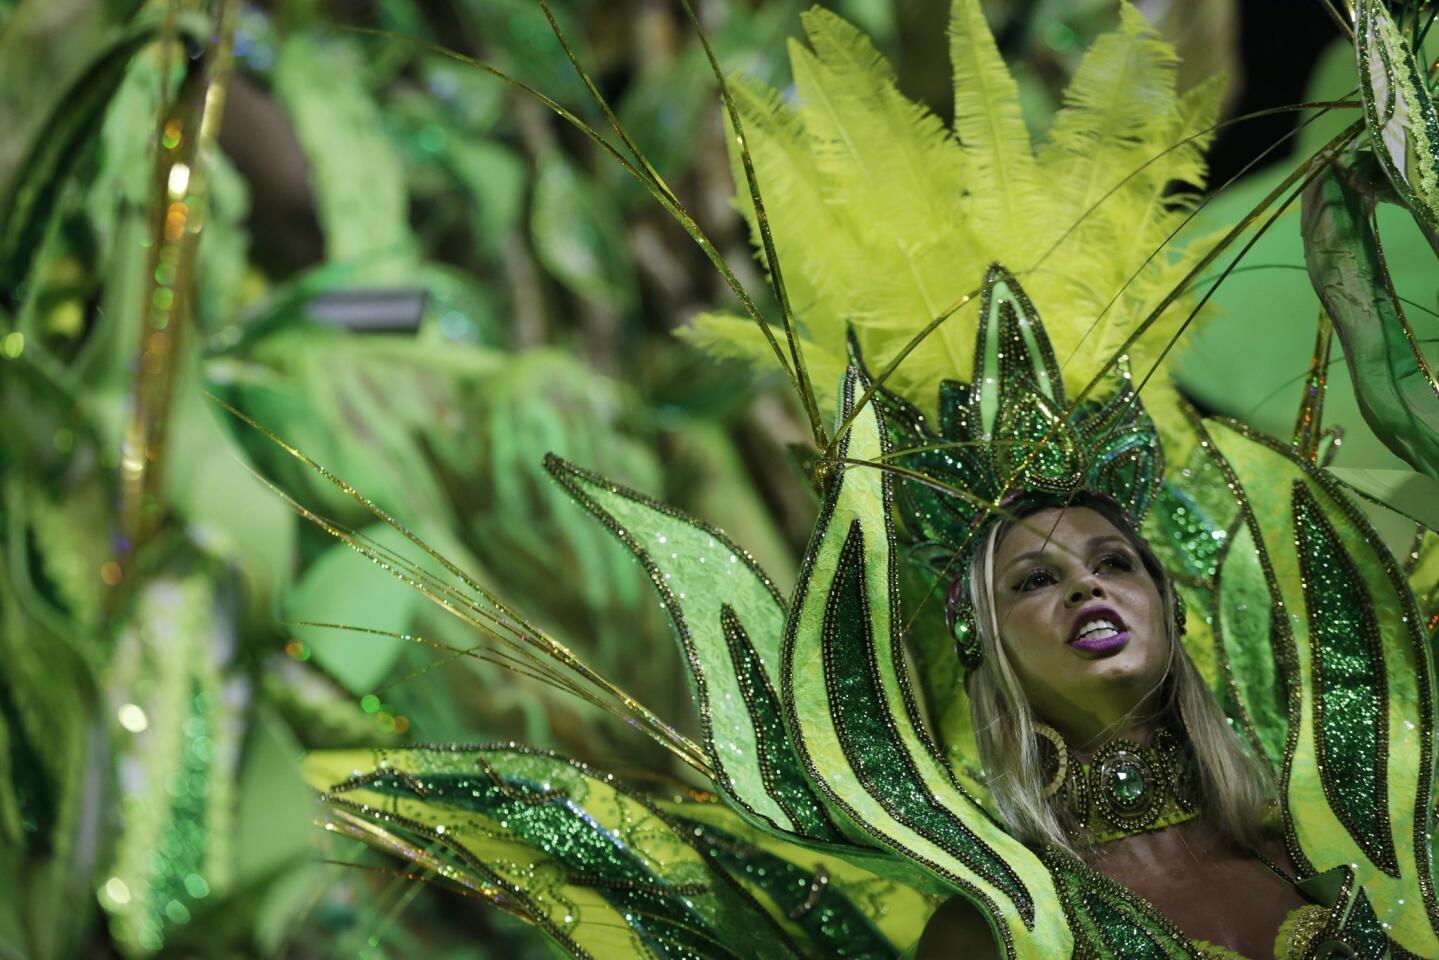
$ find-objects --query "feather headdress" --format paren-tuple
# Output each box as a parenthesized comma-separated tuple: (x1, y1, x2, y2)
(682, 1, 1222, 459)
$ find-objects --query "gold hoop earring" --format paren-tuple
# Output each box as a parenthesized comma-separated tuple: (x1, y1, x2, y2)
(1035, 722, 1069, 799)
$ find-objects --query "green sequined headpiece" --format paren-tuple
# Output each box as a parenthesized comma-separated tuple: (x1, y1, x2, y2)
(856, 264, 1165, 670)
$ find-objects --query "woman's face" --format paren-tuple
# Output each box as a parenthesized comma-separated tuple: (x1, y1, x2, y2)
(989, 506, 1170, 744)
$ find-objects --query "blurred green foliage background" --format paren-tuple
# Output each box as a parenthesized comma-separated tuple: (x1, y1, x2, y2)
(1, 0, 1434, 957)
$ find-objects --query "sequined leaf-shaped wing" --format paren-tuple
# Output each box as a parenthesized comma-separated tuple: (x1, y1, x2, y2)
(308, 745, 815, 960)
(781, 368, 1072, 958)
(656, 797, 937, 959)
(544, 455, 840, 842)
(1357, 0, 1439, 234)
(1197, 418, 1439, 955)
(847, 332, 994, 559)
(971, 264, 1064, 441)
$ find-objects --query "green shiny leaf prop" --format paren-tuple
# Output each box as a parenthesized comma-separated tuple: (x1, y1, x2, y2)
(779, 367, 1071, 957)
(1357, 0, 1439, 234)
(1197, 418, 1439, 955)
(1213, 517, 1288, 770)
(1039, 850, 1203, 960)
(1302, 162, 1439, 479)
(655, 796, 935, 958)
(1326, 466, 1439, 531)
(544, 455, 839, 842)
(307, 744, 810, 960)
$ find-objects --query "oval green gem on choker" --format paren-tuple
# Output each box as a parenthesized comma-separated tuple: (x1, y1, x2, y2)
(1050, 728, 1200, 843)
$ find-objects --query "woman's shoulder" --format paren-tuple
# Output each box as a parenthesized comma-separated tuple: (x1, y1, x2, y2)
(914, 894, 1002, 960)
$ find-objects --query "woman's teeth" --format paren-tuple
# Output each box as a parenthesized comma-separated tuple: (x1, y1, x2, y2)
(1076, 620, 1118, 641)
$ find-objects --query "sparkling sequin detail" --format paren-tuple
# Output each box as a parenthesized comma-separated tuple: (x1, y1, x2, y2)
(718, 605, 837, 839)
(543, 455, 839, 841)
(1194, 416, 1439, 951)
(855, 266, 1164, 583)
(1041, 849, 1199, 959)
(680, 818, 895, 959)
(1358, 0, 1439, 233)
(822, 519, 1032, 922)
(1293, 483, 1399, 876)
(324, 744, 811, 960)
(1335, 889, 1389, 959)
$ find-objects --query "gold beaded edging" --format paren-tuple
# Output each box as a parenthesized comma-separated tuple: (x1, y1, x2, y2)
(1292, 482, 1400, 877)
(779, 370, 1026, 959)
(323, 741, 818, 958)
(1195, 415, 1439, 940)
(1185, 410, 1316, 880)
(542, 453, 844, 840)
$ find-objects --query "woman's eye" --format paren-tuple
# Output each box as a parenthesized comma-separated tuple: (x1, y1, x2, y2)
(1097, 553, 1134, 573)
(1017, 569, 1055, 591)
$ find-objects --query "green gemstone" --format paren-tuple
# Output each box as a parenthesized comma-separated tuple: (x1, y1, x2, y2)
(1107, 761, 1147, 810)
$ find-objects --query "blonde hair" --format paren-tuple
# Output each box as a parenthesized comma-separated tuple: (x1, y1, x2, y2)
(965, 497, 1274, 858)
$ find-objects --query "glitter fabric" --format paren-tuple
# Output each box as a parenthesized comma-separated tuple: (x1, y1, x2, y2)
(360, 768, 721, 959)
(718, 605, 837, 840)
(1340, 889, 1389, 959)
(1197, 418, 1438, 953)
(1041, 849, 1195, 959)
(854, 267, 1164, 583)
(324, 745, 813, 960)
(1293, 484, 1399, 875)
(821, 519, 1031, 919)
(681, 818, 894, 960)
(544, 454, 833, 841)
(1148, 484, 1223, 583)
(1357, 0, 1439, 233)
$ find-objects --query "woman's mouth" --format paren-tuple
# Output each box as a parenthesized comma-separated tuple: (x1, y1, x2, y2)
(1068, 607, 1129, 654)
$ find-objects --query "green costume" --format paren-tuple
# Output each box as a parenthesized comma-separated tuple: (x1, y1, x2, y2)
(302, 2, 1439, 957)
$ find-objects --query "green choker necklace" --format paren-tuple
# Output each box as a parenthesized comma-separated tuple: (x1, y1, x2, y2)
(1038, 726, 1200, 844)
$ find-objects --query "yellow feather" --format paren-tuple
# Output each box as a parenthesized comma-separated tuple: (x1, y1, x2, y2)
(948, 0, 1042, 255)
(678, 312, 846, 412)
(700, 1, 1225, 435)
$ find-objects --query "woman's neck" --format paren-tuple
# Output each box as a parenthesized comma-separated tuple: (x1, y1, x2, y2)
(1051, 715, 1154, 758)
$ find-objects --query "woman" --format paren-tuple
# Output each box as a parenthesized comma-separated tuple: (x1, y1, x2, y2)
(918, 496, 1319, 959)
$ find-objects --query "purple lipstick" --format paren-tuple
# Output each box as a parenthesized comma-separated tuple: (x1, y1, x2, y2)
(1068, 605, 1129, 655)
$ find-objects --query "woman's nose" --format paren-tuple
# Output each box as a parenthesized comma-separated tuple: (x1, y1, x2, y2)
(1067, 578, 1104, 604)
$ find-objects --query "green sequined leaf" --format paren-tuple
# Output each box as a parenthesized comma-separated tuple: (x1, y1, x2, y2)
(782, 368, 1071, 958)
(719, 607, 836, 839)
(656, 797, 936, 956)
(1199, 419, 1439, 955)
(1292, 483, 1399, 876)
(545, 455, 838, 841)
(1357, 0, 1439, 234)
(677, 816, 897, 960)
(993, 388, 1079, 488)
(973, 265, 1063, 440)
(1043, 851, 1199, 960)
(309, 746, 804, 960)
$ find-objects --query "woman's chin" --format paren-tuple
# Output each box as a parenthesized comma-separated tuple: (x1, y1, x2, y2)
(1072, 643, 1165, 692)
